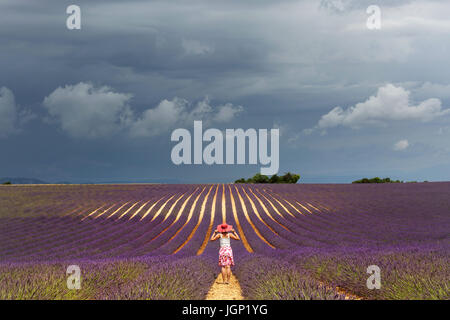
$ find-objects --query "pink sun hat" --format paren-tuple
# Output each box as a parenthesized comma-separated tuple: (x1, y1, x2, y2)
(216, 223, 233, 233)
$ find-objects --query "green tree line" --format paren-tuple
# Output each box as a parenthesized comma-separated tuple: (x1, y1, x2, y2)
(235, 172, 300, 184)
(352, 177, 403, 184)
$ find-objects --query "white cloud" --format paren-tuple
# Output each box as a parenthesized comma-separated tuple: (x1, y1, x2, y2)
(129, 98, 186, 137)
(393, 139, 409, 151)
(43, 82, 134, 139)
(0, 87, 35, 138)
(43, 82, 243, 139)
(213, 103, 243, 123)
(129, 96, 243, 137)
(308, 84, 450, 133)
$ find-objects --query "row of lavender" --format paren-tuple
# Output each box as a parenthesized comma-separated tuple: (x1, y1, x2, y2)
(1, 183, 448, 261)
(243, 183, 449, 299)
(0, 255, 216, 300)
(3, 246, 446, 300)
(234, 244, 449, 300)
(0, 183, 449, 299)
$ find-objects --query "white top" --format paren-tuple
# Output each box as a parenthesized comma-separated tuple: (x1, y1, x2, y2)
(219, 234, 231, 247)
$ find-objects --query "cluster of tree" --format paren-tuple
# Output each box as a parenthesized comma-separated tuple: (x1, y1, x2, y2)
(235, 172, 300, 184)
(2, 181, 12, 185)
(352, 177, 403, 184)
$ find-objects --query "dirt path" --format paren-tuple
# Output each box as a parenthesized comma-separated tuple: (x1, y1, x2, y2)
(336, 286, 364, 300)
(205, 273, 244, 300)
(318, 280, 364, 300)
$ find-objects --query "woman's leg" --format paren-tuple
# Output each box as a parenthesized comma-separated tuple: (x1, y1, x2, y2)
(221, 267, 227, 283)
(226, 266, 231, 283)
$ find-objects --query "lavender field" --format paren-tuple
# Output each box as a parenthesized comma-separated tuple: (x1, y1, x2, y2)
(0, 183, 449, 300)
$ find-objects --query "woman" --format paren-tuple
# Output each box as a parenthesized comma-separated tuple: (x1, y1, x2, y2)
(210, 223, 240, 284)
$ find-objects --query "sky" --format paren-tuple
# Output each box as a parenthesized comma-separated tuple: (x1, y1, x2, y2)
(1, 0, 450, 183)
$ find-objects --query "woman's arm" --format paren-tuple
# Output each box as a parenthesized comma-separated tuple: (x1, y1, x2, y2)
(210, 231, 220, 241)
(229, 229, 240, 241)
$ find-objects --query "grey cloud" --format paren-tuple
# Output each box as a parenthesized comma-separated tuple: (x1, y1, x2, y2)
(415, 82, 450, 100)
(182, 39, 215, 56)
(2, 0, 450, 106)
(320, 0, 418, 13)
(1, 0, 450, 182)
(0, 87, 17, 137)
(0, 87, 35, 138)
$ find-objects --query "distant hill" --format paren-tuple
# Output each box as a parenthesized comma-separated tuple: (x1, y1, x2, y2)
(96, 178, 183, 184)
(0, 178, 185, 185)
(0, 177, 49, 184)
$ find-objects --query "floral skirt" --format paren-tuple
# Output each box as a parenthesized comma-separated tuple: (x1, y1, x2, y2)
(218, 246, 235, 267)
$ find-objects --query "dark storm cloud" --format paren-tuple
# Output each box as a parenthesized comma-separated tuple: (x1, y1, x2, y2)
(1, 0, 450, 182)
